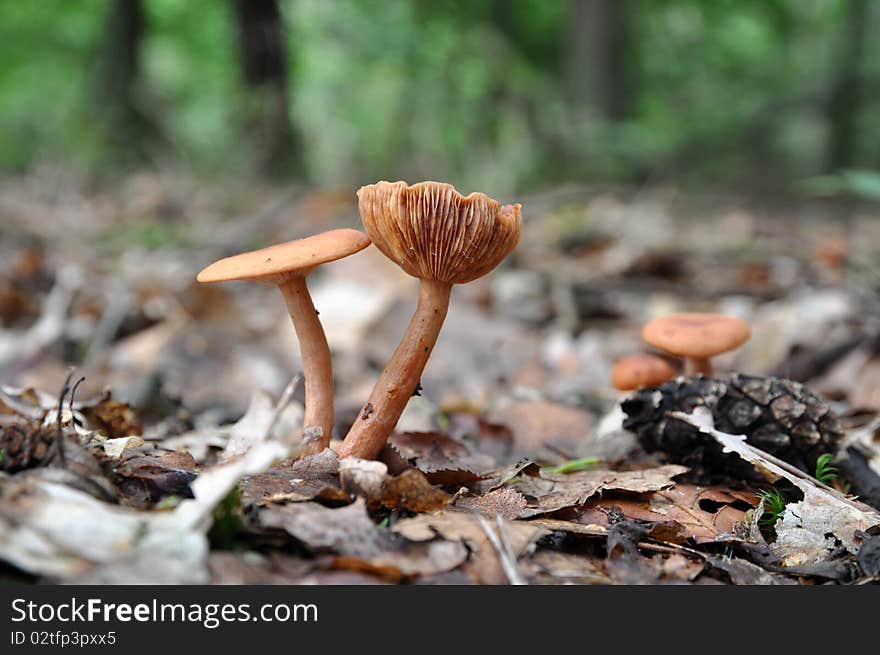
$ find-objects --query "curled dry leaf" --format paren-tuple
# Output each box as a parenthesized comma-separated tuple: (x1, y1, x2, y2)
(241, 448, 346, 506)
(510, 464, 688, 518)
(388, 431, 494, 484)
(110, 454, 198, 507)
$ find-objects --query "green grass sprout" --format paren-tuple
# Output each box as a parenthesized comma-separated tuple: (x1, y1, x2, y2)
(757, 488, 787, 527)
(815, 453, 839, 485)
(543, 457, 600, 475)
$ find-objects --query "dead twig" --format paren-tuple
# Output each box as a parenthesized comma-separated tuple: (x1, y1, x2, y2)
(54, 368, 77, 467)
(476, 513, 527, 585)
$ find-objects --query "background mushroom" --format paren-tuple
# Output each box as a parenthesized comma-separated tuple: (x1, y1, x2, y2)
(336, 181, 521, 460)
(197, 229, 370, 453)
(642, 313, 750, 376)
(611, 353, 678, 391)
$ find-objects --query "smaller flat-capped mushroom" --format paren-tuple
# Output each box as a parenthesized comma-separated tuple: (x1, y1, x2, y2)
(336, 180, 521, 460)
(197, 229, 370, 453)
(611, 353, 678, 391)
(642, 313, 750, 377)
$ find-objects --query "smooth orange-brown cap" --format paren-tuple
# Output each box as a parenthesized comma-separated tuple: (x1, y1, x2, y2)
(358, 181, 521, 285)
(642, 313, 751, 358)
(611, 353, 678, 391)
(197, 229, 370, 285)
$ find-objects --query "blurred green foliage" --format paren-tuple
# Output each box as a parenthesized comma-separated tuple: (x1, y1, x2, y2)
(0, 0, 878, 194)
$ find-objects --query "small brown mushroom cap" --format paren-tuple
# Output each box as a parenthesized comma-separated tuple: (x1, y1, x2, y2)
(611, 353, 678, 391)
(642, 313, 751, 359)
(358, 181, 521, 284)
(197, 229, 370, 284)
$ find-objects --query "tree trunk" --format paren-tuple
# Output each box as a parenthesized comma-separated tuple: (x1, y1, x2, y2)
(826, 0, 869, 171)
(566, 0, 631, 121)
(96, 0, 151, 162)
(231, 0, 302, 177)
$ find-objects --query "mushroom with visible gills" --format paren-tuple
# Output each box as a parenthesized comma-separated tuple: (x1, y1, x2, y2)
(336, 181, 522, 460)
(197, 229, 370, 454)
(642, 313, 750, 377)
(611, 353, 678, 391)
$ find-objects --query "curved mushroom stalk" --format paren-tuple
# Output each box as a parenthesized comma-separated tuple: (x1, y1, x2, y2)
(279, 276, 334, 454)
(336, 280, 451, 460)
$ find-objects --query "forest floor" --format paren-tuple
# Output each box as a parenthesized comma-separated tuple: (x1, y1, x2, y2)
(1, 168, 879, 584)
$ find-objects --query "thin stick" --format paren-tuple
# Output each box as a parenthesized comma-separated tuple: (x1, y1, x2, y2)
(265, 374, 301, 442)
(476, 513, 527, 585)
(54, 367, 76, 467)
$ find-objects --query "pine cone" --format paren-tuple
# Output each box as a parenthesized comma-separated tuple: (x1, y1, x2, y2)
(621, 373, 843, 478)
(0, 421, 57, 472)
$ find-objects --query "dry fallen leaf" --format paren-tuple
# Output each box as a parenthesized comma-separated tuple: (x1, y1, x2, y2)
(82, 398, 143, 438)
(393, 510, 547, 584)
(576, 484, 755, 543)
(455, 488, 528, 520)
(705, 555, 795, 585)
(474, 458, 537, 494)
(258, 499, 386, 559)
(388, 431, 495, 484)
(510, 464, 687, 518)
(206, 551, 317, 585)
(110, 453, 198, 507)
(380, 469, 451, 513)
(241, 448, 346, 506)
(258, 499, 467, 580)
(521, 550, 610, 585)
(338, 458, 451, 512)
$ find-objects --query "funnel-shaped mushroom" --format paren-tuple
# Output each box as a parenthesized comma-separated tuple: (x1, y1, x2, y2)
(197, 229, 370, 454)
(336, 181, 521, 460)
(642, 313, 750, 377)
(611, 353, 678, 391)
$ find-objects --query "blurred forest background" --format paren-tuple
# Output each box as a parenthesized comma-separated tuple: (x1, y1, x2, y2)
(3, 0, 880, 199)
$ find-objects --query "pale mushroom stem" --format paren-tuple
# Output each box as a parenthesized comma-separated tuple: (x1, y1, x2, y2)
(686, 356, 713, 377)
(337, 279, 452, 460)
(279, 276, 334, 454)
